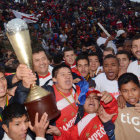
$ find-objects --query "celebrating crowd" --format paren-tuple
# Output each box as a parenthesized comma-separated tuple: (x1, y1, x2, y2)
(0, 0, 140, 140)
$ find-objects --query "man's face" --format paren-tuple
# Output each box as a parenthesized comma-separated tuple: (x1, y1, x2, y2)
(33, 51, 49, 76)
(120, 81, 140, 105)
(53, 67, 73, 92)
(84, 93, 100, 114)
(3, 115, 29, 140)
(116, 54, 130, 71)
(124, 40, 132, 53)
(77, 59, 89, 78)
(131, 39, 140, 61)
(63, 50, 76, 66)
(103, 51, 113, 59)
(0, 72, 7, 98)
(88, 56, 100, 72)
(103, 58, 119, 80)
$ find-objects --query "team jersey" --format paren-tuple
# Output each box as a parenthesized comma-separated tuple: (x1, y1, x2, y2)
(53, 85, 80, 131)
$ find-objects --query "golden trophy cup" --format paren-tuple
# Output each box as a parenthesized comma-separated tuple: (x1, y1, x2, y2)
(6, 18, 60, 125)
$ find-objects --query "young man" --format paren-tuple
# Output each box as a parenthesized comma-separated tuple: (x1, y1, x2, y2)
(127, 34, 140, 81)
(63, 47, 76, 69)
(76, 55, 96, 88)
(47, 90, 118, 140)
(2, 103, 48, 140)
(95, 55, 120, 99)
(116, 50, 130, 77)
(88, 53, 103, 79)
(103, 47, 115, 60)
(0, 67, 36, 139)
(115, 73, 140, 140)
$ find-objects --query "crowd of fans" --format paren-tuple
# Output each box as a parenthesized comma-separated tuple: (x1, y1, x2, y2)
(0, 0, 140, 71)
(0, 0, 140, 140)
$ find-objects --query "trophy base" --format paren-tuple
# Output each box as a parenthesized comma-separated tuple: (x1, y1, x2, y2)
(24, 93, 60, 125)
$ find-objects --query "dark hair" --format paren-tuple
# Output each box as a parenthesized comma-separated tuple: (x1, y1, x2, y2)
(63, 47, 75, 56)
(103, 47, 115, 55)
(118, 73, 140, 89)
(103, 54, 119, 65)
(88, 52, 100, 66)
(2, 103, 28, 127)
(76, 54, 89, 66)
(52, 63, 71, 78)
(116, 50, 131, 60)
(99, 30, 104, 36)
(88, 52, 99, 60)
(32, 46, 49, 60)
(132, 34, 140, 43)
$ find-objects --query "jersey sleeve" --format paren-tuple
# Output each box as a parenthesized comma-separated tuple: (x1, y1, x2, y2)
(54, 125, 79, 140)
(100, 95, 118, 123)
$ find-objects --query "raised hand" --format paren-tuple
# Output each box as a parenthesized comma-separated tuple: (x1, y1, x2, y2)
(13, 64, 33, 83)
(117, 95, 126, 109)
(98, 106, 117, 123)
(29, 112, 49, 138)
(97, 91, 113, 104)
(22, 73, 37, 88)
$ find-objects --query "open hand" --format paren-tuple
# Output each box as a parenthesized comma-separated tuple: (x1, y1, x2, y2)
(29, 112, 49, 138)
(98, 106, 117, 123)
(97, 91, 113, 104)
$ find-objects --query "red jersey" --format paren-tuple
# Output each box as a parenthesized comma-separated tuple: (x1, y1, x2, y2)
(53, 85, 80, 131)
(54, 96, 118, 140)
(56, 113, 109, 140)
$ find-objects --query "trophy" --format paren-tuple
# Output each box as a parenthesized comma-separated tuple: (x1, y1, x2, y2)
(6, 18, 60, 125)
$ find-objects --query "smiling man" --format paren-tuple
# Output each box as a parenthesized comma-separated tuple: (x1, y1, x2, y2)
(63, 47, 76, 69)
(95, 55, 120, 99)
(116, 50, 130, 77)
(32, 47, 53, 86)
(76, 55, 96, 88)
(127, 34, 140, 81)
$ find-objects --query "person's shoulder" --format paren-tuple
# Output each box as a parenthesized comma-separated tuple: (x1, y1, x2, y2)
(130, 60, 138, 66)
(127, 60, 138, 70)
(95, 72, 106, 79)
(97, 36, 102, 39)
(94, 73, 106, 83)
(2, 133, 11, 140)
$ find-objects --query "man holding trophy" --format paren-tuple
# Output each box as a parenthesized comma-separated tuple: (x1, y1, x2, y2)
(5, 18, 80, 139)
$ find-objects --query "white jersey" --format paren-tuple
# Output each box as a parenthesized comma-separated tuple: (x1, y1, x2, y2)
(39, 72, 53, 87)
(94, 73, 119, 99)
(127, 60, 140, 81)
(2, 133, 46, 140)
